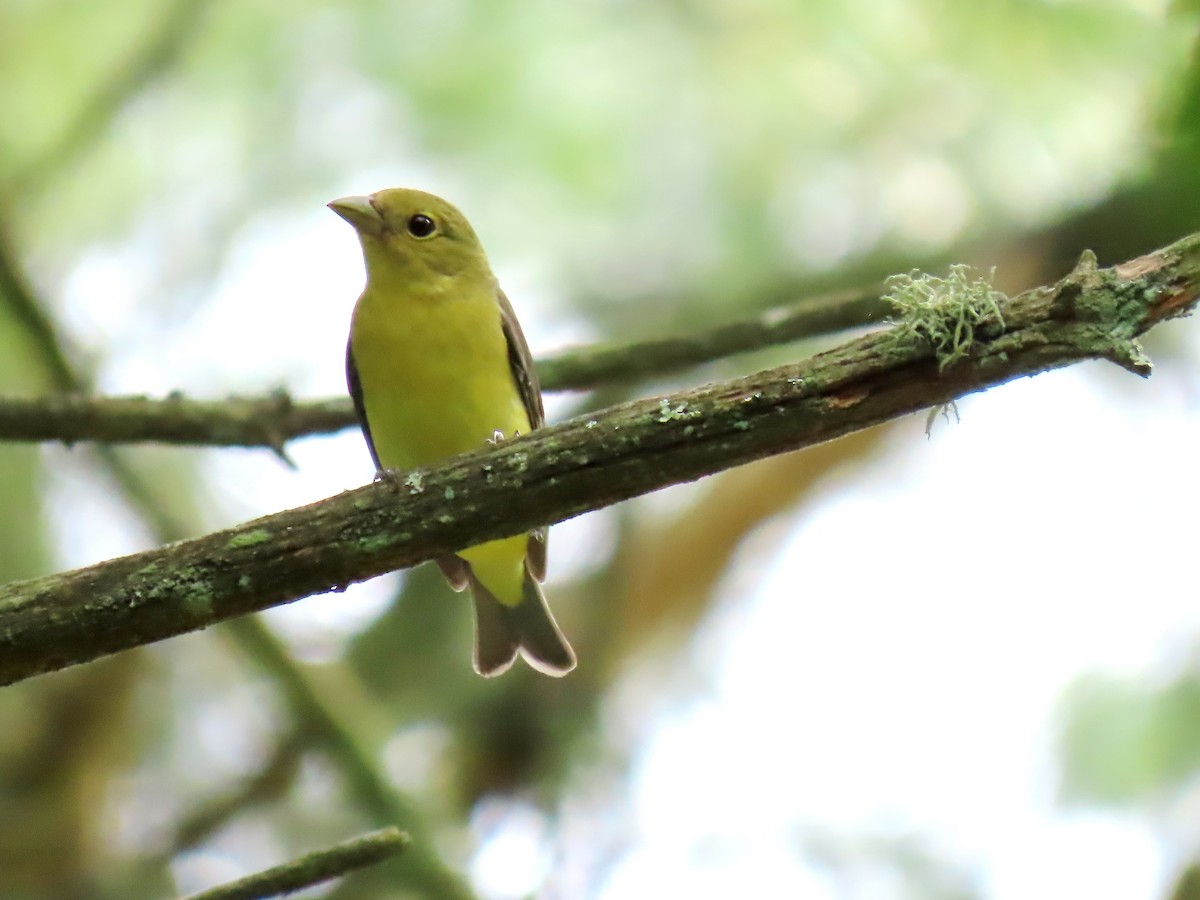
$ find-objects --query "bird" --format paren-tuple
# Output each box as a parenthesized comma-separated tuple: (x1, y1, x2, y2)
(330, 188, 576, 677)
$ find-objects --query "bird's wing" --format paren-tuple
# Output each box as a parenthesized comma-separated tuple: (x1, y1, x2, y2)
(498, 288, 544, 430)
(345, 339, 382, 473)
(497, 288, 548, 580)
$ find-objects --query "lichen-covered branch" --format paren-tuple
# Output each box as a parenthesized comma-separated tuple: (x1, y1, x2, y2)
(0, 232, 1196, 687)
(0, 392, 350, 458)
(183, 826, 409, 900)
(0, 286, 887, 450)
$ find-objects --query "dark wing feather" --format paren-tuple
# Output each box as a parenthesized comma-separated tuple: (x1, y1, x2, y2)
(345, 339, 382, 472)
(497, 288, 549, 580)
(498, 288, 544, 429)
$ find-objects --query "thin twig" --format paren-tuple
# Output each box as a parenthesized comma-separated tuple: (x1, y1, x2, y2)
(537, 285, 888, 389)
(183, 826, 409, 900)
(0, 392, 345, 460)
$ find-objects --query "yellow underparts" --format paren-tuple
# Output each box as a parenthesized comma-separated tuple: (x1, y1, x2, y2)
(351, 269, 530, 607)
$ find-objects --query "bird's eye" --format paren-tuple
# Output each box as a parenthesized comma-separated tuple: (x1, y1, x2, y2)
(406, 214, 436, 238)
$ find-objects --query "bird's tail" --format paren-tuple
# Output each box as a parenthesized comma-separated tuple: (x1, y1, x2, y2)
(469, 570, 576, 678)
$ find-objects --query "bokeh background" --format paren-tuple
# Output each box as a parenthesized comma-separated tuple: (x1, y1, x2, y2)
(2, 0, 1199, 897)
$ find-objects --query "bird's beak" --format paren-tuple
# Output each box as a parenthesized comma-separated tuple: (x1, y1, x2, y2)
(328, 194, 384, 236)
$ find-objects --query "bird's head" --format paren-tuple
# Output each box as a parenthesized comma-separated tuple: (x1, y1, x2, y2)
(329, 188, 493, 286)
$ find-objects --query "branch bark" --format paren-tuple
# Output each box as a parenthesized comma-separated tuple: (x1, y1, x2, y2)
(0, 233, 1196, 687)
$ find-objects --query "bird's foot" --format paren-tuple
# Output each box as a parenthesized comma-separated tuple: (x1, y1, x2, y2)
(375, 467, 408, 493)
(487, 428, 523, 446)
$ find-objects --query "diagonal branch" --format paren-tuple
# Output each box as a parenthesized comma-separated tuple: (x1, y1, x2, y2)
(183, 826, 409, 900)
(539, 284, 888, 388)
(0, 224, 84, 391)
(0, 286, 887, 451)
(0, 232, 1196, 687)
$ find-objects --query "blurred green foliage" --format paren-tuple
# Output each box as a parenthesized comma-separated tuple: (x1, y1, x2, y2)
(1059, 669, 1200, 806)
(0, 0, 1197, 897)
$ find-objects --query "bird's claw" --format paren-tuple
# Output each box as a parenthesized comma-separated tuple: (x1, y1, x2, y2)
(487, 428, 523, 446)
(376, 467, 405, 492)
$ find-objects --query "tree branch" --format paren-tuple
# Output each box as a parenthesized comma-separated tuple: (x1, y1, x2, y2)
(182, 826, 409, 900)
(0, 232, 1196, 687)
(0, 392, 349, 459)
(538, 284, 888, 389)
(0, 286, 887, 450)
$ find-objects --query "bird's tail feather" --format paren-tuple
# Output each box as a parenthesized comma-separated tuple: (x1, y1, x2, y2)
(469, 571, 575, 678)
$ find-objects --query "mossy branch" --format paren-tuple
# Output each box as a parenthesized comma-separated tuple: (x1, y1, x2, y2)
(0, 232, 1196, 687)
(182, 826, 409, 900)
(0, 286, 887, 452)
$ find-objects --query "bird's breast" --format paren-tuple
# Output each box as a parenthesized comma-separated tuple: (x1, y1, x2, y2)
(350, 284, 531, 470)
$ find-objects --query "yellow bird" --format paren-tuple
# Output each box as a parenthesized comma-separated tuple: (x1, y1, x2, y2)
(330, 188, 575, 677)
